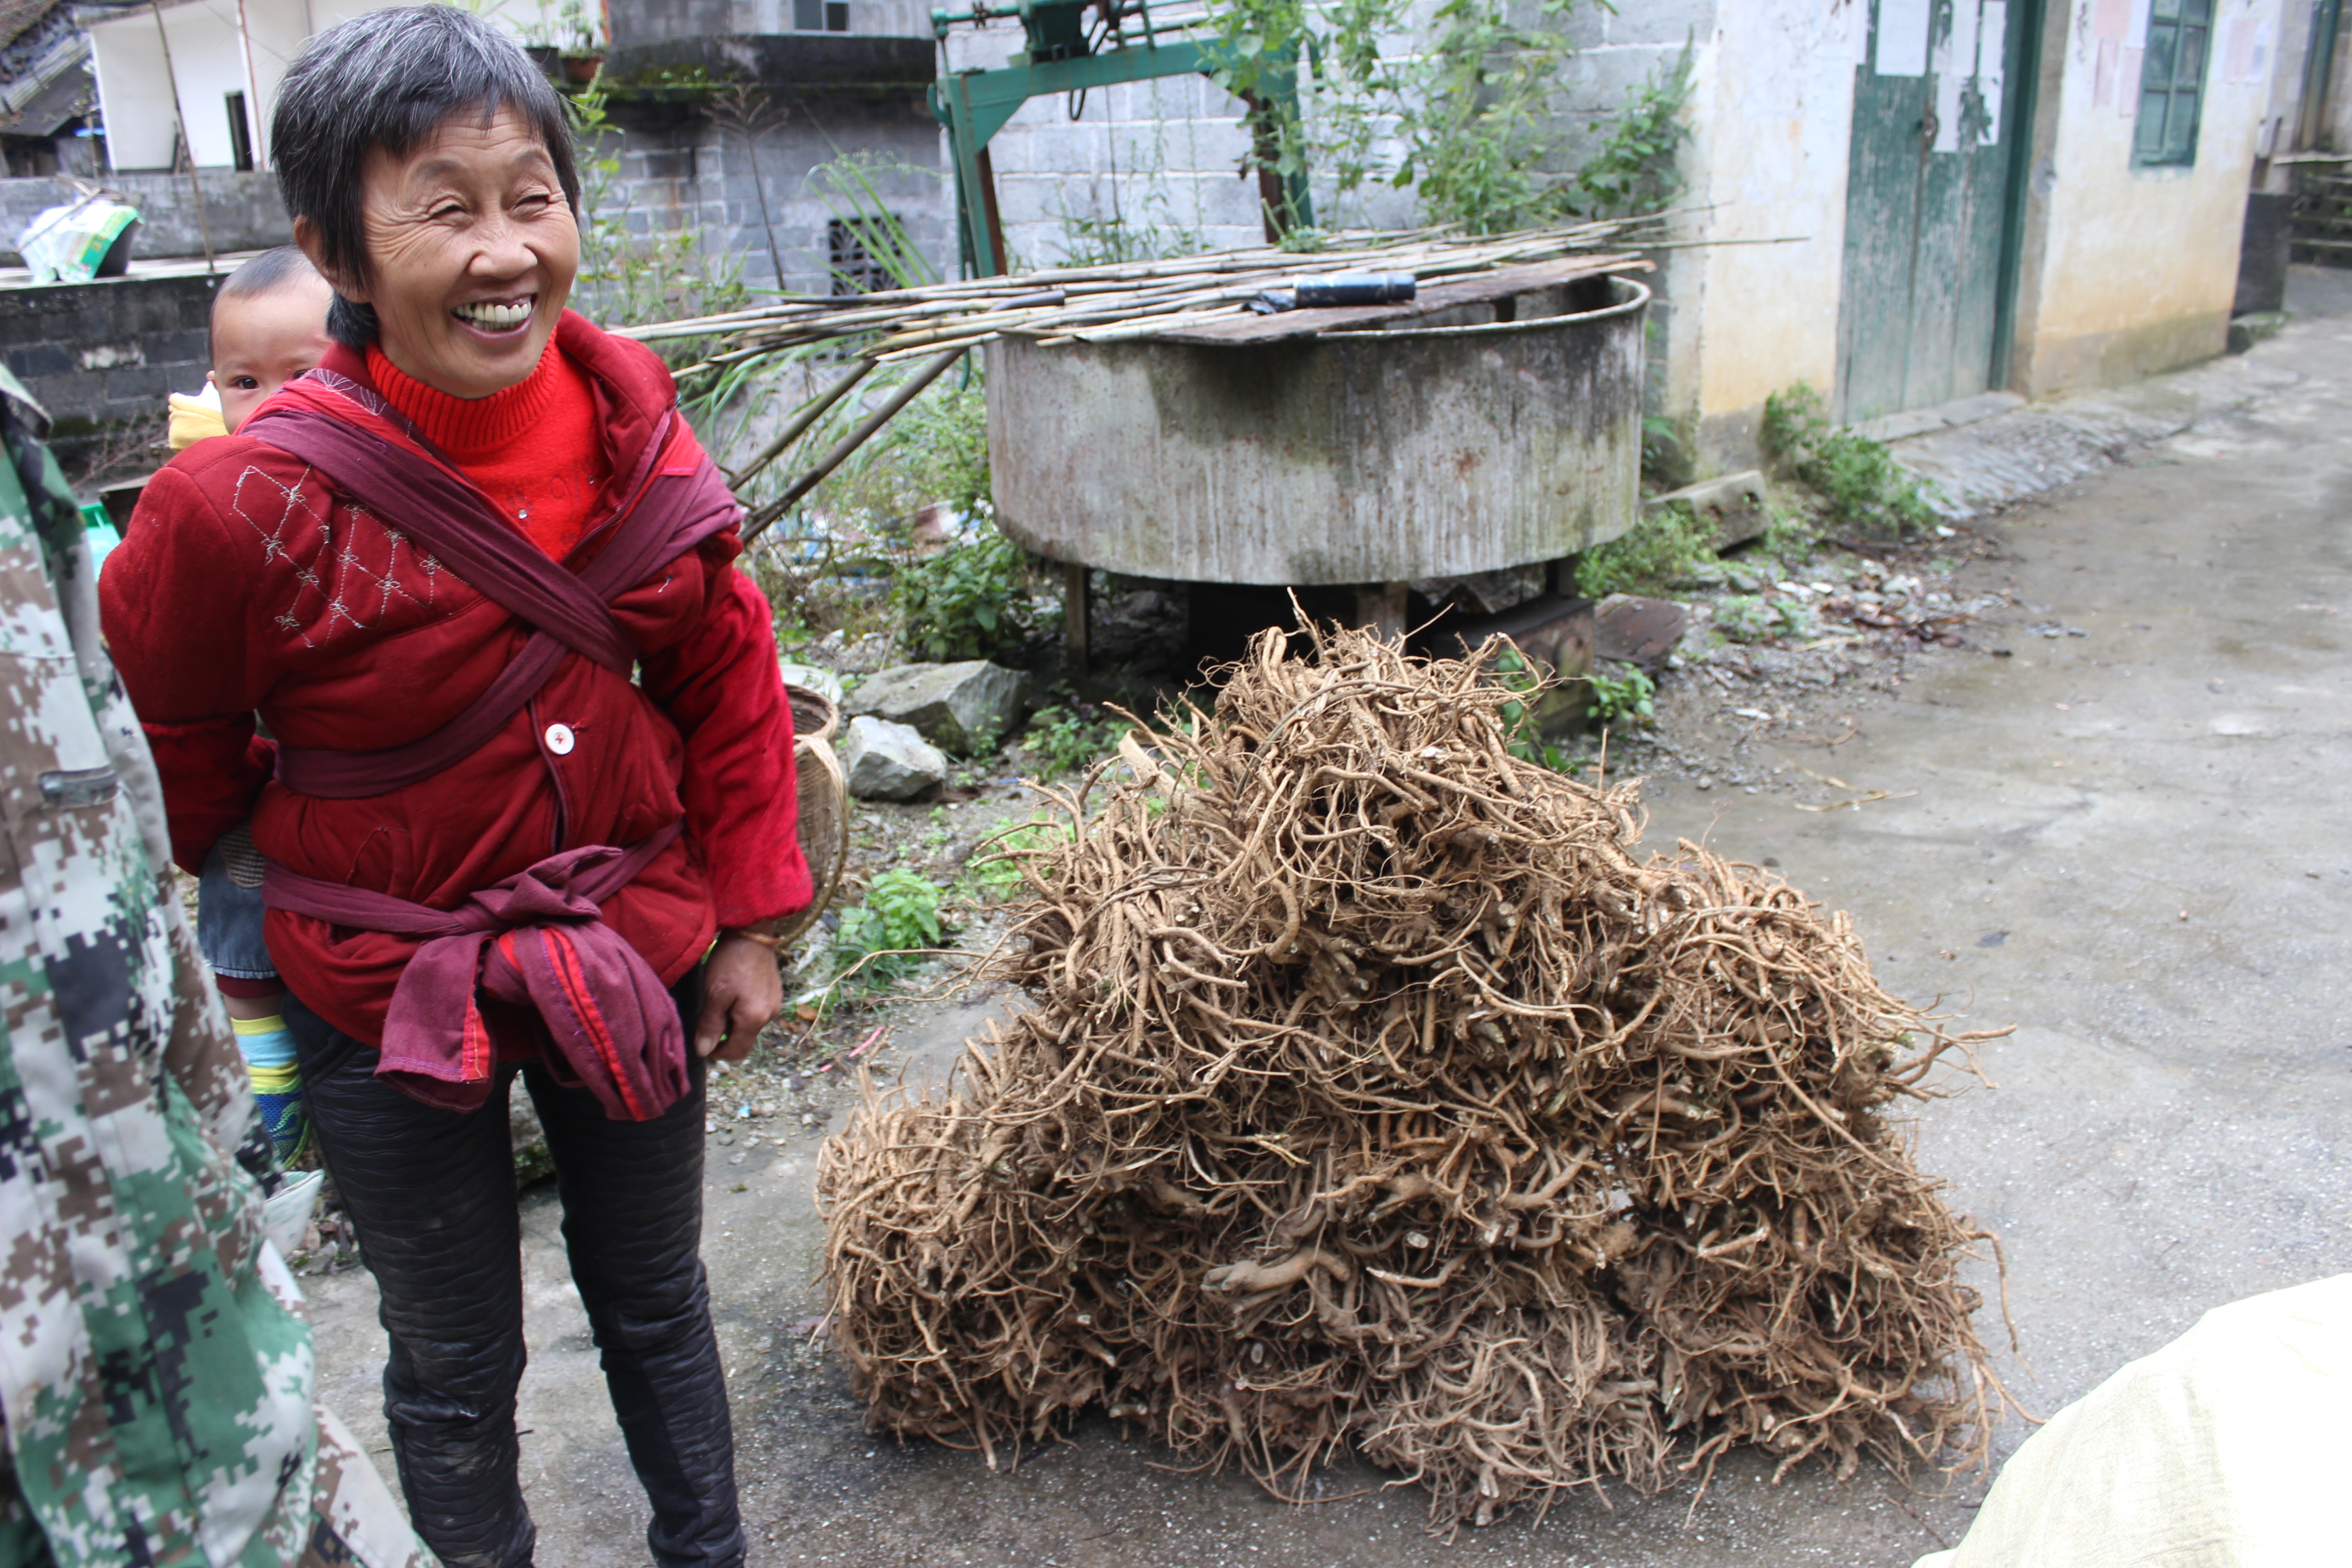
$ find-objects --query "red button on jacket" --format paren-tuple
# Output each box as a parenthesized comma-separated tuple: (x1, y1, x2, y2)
(101, 314, 810, 1047)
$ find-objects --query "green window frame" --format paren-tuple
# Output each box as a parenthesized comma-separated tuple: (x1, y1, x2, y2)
(2134, 0, 2212, 167)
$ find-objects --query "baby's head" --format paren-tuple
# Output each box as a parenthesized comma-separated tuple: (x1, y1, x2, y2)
(212, 246, 336, 431)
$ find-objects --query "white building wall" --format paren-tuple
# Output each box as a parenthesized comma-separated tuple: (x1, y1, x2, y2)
(1673, 1, 1859, 449)
(85, 0, 573, 173)
(2012, 0, 2287, 393)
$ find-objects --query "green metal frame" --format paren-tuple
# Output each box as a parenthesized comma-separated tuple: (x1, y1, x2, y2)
(928, 7, 1311, 276)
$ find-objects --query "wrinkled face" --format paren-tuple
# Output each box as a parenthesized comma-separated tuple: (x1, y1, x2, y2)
(304, 105, 578, 399)
(212, 275, 335, 431)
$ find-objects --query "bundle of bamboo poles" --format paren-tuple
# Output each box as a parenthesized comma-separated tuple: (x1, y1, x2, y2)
(617, 216, 1663, 372)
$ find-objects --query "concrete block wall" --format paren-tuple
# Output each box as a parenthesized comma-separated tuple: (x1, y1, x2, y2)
(0, 268, 216, 470)
(937, 9, 1698, 268)
(612, 0, 928, 46)
(581, 101, 951, 306)
(0, 170, 291, 265)
(941, 28, 1266, 267)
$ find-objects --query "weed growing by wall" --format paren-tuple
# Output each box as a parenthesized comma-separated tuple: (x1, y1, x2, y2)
(1573, 501, 1714, 598)
(1761, 383, 1940, 536)
(892, 522, 1041, 664)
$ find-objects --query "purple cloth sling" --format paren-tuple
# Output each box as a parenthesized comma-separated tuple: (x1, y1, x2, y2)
(246, 404, 737, 797)
(265, 823, 686, 1119)
(242, 397, 742, 1119)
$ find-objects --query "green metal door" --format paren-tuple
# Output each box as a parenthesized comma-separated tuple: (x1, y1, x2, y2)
(1838, 0, 2037, 423)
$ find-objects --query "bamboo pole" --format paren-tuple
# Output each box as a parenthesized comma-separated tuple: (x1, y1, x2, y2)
(725, 357, 873, 491)
(652, 218, 1667, 386)
(740, 348, 968, 544)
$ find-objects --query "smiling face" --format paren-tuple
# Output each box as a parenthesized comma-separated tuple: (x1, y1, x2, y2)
(212, 272, 336, 431)
(300, 105, 578, 400)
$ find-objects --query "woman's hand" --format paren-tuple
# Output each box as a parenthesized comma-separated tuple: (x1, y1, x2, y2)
(693, 931, 785, 1062)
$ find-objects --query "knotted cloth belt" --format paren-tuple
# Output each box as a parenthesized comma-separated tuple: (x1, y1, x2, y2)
(265, 822, 687, 1120)
(242, 381, 745, 1120)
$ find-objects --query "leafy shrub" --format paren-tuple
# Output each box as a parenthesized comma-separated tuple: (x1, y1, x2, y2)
(1492, 648, 1573, 771)
(1574, 502, 1714, 599)
(831, 869, 945, 987)
(1572, 42, 1695, 219)
(1641, 412, 1695, 492)
(892, 525, 1036, 663)
(1761, 383, 1938, 536)
(1586, 664, 1656, 728)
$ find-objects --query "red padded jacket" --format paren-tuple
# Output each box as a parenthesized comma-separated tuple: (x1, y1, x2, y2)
(101, 313, 809, 1046)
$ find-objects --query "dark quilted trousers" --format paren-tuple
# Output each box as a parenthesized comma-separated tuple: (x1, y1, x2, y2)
(284, 972, 745, 1568)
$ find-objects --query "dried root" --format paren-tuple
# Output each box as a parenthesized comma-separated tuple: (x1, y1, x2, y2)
(818, 625, 2012, 1527)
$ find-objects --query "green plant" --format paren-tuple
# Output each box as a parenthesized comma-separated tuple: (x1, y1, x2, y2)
(962, 819, 1072, 904)
(1491, 648, 1573, 771)
(892, 523, 1037, 663)
(1571, 42, 1694, 218)
(1400, 0, 1585, 233)
(1640, 412, 1694, 491)
(1021, 703, 1119, 777)
(806, 154, 943, 292)
(1761, 383, 1939, 536)
(1204, 0, 1593, 235)
(1574, 501, 1714, 598)
(1585, 663, 1655, 728)
(831, 868, 945, 987)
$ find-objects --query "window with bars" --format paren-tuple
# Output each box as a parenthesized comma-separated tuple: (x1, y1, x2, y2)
(828, 216, 897, 295)
(2134, 0, 2212, 167)
(792, 0, 849, 30)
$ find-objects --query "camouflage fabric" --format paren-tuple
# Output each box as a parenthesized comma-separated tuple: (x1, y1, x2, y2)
(0, 367, 435, 1568)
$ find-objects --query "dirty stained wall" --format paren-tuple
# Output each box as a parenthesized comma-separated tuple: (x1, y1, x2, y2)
(2011, 0, 2283, 394)
(1667, 0, 1861, 457)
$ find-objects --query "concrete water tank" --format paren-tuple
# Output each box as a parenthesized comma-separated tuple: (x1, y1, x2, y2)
(985, 274, 1650, 617)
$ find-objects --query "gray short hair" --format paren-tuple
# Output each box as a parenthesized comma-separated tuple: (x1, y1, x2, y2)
(270, 6, 581, 348)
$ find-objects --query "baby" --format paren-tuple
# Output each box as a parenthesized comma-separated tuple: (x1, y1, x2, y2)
(167, 245, 336, 447)
(163, 246, 334, 1161)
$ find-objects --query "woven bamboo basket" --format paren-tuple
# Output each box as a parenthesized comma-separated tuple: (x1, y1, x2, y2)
(778, 683, 849, 949)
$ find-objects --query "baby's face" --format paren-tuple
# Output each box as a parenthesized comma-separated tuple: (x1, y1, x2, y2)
(213, 278, 336, 431)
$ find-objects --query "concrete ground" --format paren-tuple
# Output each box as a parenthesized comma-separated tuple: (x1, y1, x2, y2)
(301, 270, 2352, 1566)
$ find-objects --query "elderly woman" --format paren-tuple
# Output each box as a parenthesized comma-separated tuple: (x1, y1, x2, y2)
(99, 10, 805, 1567)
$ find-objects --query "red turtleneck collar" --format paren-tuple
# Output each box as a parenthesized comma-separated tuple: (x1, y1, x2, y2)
(366, 340, 566, 457)
(363, 338, 608, 558)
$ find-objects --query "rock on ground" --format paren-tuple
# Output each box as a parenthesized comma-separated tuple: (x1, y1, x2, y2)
(837, 715, 947, 800)
(847, 661, 1025, 755)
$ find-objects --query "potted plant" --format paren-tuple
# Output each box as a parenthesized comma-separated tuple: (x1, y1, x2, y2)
(557, 0, 602, 84)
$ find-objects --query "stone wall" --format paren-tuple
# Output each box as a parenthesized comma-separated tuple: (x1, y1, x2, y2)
(0, 268, 216, 470)
(0, 169, 291, 265)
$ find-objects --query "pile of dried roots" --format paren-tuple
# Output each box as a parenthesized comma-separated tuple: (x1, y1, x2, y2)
(818, 627, 2011, 1526)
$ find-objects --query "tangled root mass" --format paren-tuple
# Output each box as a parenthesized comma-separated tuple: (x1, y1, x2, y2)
(819, 627, 2011, 1527)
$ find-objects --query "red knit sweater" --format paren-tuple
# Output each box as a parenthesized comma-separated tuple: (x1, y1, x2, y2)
(368, 342, 610, 559)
